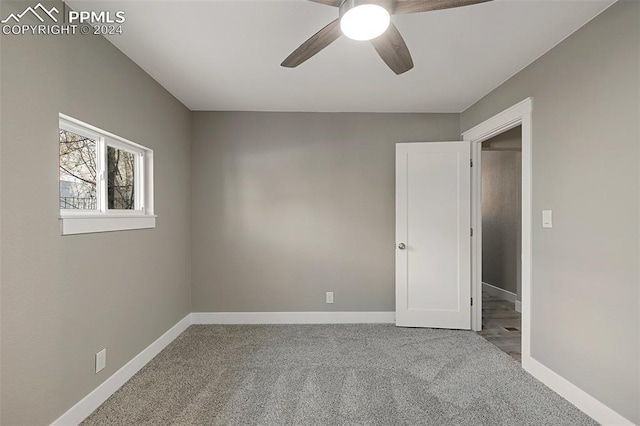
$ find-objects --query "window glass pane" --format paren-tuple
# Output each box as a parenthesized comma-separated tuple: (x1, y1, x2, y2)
(107, 146, 136, 210)
(59, 129, 97, 210)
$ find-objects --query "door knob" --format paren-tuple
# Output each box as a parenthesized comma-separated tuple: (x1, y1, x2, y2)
(398, 243, 406, 250)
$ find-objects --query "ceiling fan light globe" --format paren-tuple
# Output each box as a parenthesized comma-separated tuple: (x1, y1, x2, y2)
(340, 4, 391, 41)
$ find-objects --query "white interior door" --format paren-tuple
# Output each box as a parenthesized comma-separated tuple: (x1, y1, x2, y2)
(396, 142, 471, 329)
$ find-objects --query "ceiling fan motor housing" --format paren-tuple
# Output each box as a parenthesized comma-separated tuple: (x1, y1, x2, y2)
(339, 0, 393, 18)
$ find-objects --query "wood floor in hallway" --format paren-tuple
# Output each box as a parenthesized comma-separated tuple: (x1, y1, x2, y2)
(477, 293, 521, 363)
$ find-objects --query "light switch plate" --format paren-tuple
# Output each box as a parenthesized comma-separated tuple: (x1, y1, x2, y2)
(542, 210, 553, 228)
(95, 348, 106, 373)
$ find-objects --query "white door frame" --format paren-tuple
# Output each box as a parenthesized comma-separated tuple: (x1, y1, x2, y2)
(462, 98, 533, 362)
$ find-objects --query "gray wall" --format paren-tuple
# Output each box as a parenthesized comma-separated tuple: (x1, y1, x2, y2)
(481, 127, 521, 297)
(191, 112, 460, 312)
(0, 1, 192, 424)
(461, 1, 639, 422)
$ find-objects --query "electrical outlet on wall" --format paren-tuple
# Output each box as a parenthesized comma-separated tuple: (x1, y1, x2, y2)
(326, 292, 334, 304)
(95, 348, 106, 373)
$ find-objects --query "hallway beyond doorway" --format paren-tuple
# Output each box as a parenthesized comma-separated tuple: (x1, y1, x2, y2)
(478, 292, 521, 363)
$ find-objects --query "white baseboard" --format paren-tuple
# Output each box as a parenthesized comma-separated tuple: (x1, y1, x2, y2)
(483, 282, 517, 303)
(50, 314, 192, 426)
(515, 300, 522, 313)
(192, 311, 395, 325)
(523, 356, 633, 425)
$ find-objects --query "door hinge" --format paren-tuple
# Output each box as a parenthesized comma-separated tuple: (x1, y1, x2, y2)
(470, 228, 473, 237)
(471, 297, 473, 306)
(470, 158, 473, 167)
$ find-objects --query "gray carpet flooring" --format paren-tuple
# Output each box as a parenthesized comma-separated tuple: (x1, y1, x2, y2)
(83, 324, 596, 425)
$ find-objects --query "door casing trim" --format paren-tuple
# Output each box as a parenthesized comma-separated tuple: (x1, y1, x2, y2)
(462, 97, 532, 363)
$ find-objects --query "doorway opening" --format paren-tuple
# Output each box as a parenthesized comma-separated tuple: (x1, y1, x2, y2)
(476, 126, 522, 362)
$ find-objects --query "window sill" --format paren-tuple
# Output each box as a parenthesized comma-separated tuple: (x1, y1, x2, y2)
(59, 214, 156, 235)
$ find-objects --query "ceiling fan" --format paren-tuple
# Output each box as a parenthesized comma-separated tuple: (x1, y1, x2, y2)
(281, 0, 492, 75)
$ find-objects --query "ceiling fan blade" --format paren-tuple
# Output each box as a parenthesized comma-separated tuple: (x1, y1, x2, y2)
(393, 0, 492, 14)
(306, 0, 343, 6)
(371, 23, 414, 75)
(281, 19, 342, 68)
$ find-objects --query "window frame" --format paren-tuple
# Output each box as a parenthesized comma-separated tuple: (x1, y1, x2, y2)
(59, 114, 156, 235)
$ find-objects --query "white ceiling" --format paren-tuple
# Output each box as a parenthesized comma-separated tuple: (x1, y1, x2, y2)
(68, 0, 615, 112)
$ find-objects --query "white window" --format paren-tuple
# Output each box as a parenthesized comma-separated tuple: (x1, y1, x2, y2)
(58, 114, 155, 235)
